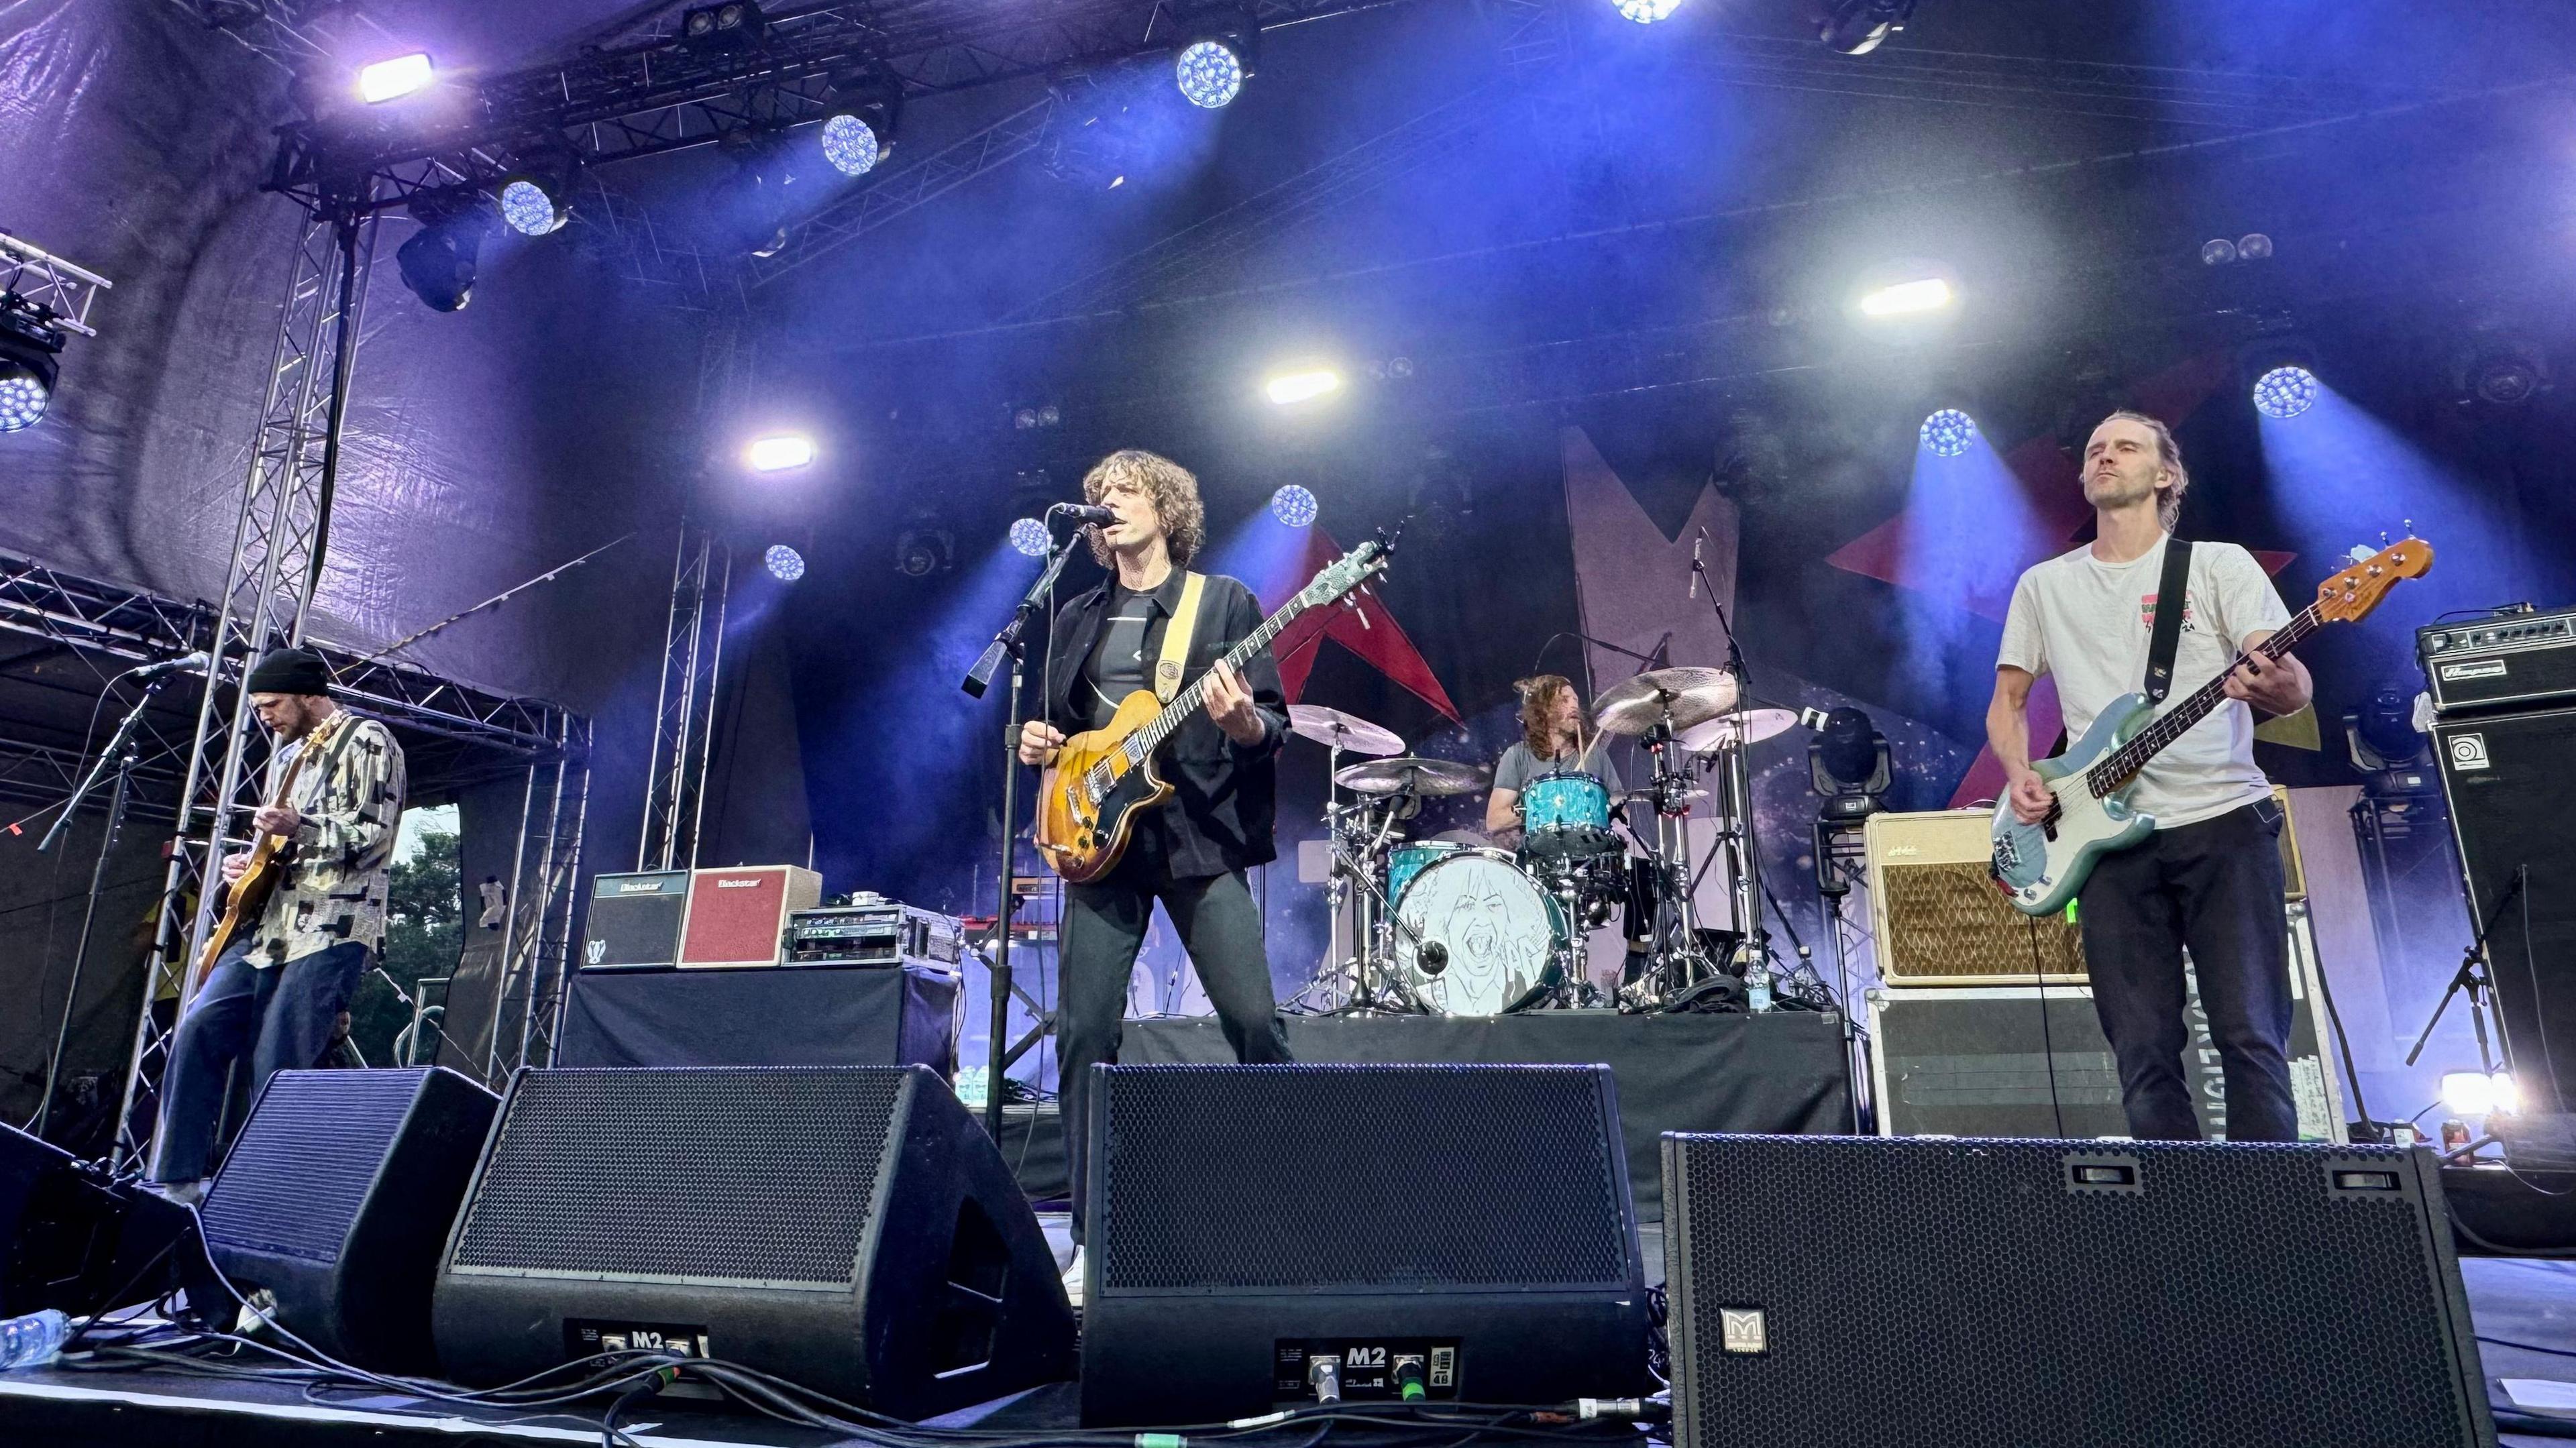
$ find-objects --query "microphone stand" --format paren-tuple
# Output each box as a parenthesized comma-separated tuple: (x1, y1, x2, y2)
(32, 671, 180, 1138)
(963, 530, 1081, 1141)
(2404, 864, 2526, 1077)
(1688, 547, 1773, 1005)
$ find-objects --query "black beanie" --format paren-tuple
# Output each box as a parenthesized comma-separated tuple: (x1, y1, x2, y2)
(244, 647, 332, 697)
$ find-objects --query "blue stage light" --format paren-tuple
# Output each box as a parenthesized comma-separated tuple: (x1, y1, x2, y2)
(358, 53, 435, 104)
(0, 371, 48, 433)
(1269, 484, 1318, 528)
(765, 544, 806, 582)
(497, 178, 566, 236)
(1175, 40, 1244, 109)
(820, 113, 881, 177)
(1613, 0, 1681, 21)
(1009, 518, 1051, 557)
(1918, 408, 1976, 457)
(2253, 366, 2318, 420)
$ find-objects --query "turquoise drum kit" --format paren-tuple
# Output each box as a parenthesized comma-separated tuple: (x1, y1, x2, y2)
(1283, 678, 1794, 1017)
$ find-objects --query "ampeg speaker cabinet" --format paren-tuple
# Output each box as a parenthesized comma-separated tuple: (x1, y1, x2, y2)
(1866, 901, 2347, 1140)
(2, 1123, 217, 1321)
(2420, 604, 2576, 714)
(580, 871, 692, 970)
(201, 1068, 499, 1372)
(2431, 704, 2576, 1114)
(1865, 810, 2087, 985)
(1662, 1135, 2496, 1448)
(431, 1066, 1075, 1418)
(678, 865, 821, 968)
(1079, 1065, 1651, 1427)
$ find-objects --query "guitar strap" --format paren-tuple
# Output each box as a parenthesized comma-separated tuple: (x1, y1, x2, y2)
(1154, 572, 1208, 704)
(2142, 537, 2194, 704)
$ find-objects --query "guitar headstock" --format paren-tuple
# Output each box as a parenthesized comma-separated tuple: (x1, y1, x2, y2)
(2316, 537, 2434, 624)
(1302, 539, 1390, 607)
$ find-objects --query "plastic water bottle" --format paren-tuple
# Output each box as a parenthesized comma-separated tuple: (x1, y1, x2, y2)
(0, 1309, 68, 1371)
(1744, 960, 1772, 1013)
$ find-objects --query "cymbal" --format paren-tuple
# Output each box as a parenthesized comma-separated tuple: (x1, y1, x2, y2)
(1333, 756, 1493, 798)
(1676, 707, 1799, 753)
(1593, 667, 1740, 736)
(1615, 786, 1708, 807)
(1287, 704, 1404, 757)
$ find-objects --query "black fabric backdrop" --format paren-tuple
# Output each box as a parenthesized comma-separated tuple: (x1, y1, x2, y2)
(554, 964, 961, 1078)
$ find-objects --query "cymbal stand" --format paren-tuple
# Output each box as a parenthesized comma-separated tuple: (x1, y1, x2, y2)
(1688, 541, 1773, 1004)
(1622, 716, 1720, 1009)
(1319, 795, 1423, 1014)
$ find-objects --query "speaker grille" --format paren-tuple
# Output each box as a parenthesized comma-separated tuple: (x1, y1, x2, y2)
(1670, 1136, 2472, 1446)
(1097, 1065, 1631, 1292)
(1881, 862, 2088, 982)
(205, 1069, 424, 1263)
(449, 1067, 900, 1286)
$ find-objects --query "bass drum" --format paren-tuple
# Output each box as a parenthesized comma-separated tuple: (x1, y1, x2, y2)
(1391, 848, 1566, 1015)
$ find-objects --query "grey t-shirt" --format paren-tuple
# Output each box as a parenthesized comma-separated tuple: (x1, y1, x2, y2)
(1082, 585, 1157, 729)
(1494, 742, 1622, 797)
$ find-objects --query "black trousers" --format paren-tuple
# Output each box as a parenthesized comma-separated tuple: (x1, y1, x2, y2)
(2076, 797, 2298, 1142)
(1059, 828, 1290, 1243)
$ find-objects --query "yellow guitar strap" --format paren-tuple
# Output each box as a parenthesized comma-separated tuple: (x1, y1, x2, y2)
(1154, 573, 1208, 703)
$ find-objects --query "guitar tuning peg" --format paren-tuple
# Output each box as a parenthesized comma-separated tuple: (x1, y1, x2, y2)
(2403, 517, 2415, 539)
(2377, 529, 2390, 547)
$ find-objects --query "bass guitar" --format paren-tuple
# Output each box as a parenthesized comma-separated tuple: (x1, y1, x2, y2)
(1991, 536, 2432, 916)
(1036, 539, 1390, 884)
(189, 710, 349, 995)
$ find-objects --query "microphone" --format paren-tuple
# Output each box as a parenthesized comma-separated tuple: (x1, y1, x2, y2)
(1053, 503, 1116, 528)
(128, 651, 209, 682)
(1688, 529, 1705, 598)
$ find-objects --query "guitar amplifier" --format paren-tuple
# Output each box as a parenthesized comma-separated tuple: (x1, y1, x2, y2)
(2420, 604, 2576, 713)
(580, 871, 692, 970)
(2430, 703, 2576, 1115)
(678, 866, 822, 969)
(784, 894, 965, 968)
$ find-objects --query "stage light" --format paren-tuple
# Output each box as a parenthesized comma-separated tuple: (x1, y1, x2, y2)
(820, 114, 881, 177)
(1918, 408, 1976, 457)
(1265, 368, 1342, 405)
(1857, 277, 1953, 318)
(1808, 706, 1892, 821)
(2252, 365, 2317, 420)
(746, 434, 816, 471)
(819, 68, 902, 180)
(1613, 0, 1682, 21)
(358, 53, 434, 103)
(896, 526, 954, 577)
(2200, 237, 2237, 267)
(2237, 233, 2273, 261)
(0, 317, 61, 433)
(680, 1, 765, 52)
(764, 544, 806, 582)
(394, 190, 494, 313)
(1819, 0, 1919, 54)
(1009, 518, 1051, 558)
(496, 177, 567, 236)
(1269, 484, 1319, 528)
(1175, 40, 1245, 108)
(2440, 1070, 2519, 1117)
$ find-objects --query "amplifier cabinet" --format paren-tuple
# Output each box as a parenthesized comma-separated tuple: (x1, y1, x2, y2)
(2431, 704, 2576, 1114)
(2420, 606, 2576, 713)
(1865, 810, 2087, 985)
(678, 865, 822, 969)
(580, 871, 692, 970)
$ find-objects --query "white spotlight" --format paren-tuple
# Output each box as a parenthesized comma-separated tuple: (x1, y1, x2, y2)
(1265, 369, 1342, 406)
(2440, 1070, 2520, 1117)
(1857, 277, 1955, 318)
(747, 434, 816, 471)
(359, 53, 435, 104)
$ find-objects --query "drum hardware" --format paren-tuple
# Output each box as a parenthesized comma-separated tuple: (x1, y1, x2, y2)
(1331, 755, 1492, 797)
(1286, 704, 1406, 758)
(1674, 707, 1799, 753)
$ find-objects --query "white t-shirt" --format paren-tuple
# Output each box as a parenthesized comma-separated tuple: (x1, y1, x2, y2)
(1998, 536, 2292, 831)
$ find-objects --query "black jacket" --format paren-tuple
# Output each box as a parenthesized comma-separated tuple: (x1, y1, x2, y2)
(1042, 569, 1288, 879)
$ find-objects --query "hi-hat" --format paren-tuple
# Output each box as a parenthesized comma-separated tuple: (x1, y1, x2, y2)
(1593, 667, 1741, 736)
(1287, 704, 1403, 757)
(1333, 756, 1492, 798)
(1676, 708, 1798, 753)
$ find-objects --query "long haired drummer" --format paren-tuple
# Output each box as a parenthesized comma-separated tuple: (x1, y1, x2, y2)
(1483, 674, 1622, 846)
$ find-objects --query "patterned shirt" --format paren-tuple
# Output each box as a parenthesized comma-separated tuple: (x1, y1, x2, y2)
(245, 712, 406, 968)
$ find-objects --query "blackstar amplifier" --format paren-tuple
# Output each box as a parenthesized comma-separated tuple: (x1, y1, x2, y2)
(678, 865, 822, 969)
(784, 894, 965, 968)
(579, 871, 692, 970)
(2420, 604, 2576, 713)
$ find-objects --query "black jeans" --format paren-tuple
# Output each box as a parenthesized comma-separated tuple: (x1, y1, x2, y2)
(1059, 828, 1290, 1243)
(152, 940, 370, 1182)
(2077, 797, 2297, 1142)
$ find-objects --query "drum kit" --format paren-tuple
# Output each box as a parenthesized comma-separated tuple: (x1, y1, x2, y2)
(1285, 667, 1795, 1017)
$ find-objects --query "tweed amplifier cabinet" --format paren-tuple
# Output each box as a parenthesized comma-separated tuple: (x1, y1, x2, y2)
(1080, 1064, 1650, 1426)
(201, 1068, 498, 1372)
(580, 871, 692, 970)
(431, 1066, 1075, 1418)
(1663, 1134, 2494, 1448)
(677, 865, 820, 968)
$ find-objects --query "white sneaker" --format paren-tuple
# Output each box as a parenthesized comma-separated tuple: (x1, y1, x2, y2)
(1060, 1245, 1085, 1309)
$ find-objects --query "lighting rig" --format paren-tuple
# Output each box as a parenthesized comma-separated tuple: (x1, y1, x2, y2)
(0, 233, 112, 433)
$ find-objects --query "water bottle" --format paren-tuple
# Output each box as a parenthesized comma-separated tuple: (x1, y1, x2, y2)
(1744, 960, 1772, 1013)
(0, 1309, 68, 1371)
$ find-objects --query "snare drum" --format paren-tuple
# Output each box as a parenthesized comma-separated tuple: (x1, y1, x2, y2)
(1391, 848, 1566, 1015)
(1519, 771, 1619, 861)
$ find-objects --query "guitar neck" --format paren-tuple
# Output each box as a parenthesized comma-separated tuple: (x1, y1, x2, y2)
(1120, 591, 1317, 763)
(2082, 600, 2323, 797)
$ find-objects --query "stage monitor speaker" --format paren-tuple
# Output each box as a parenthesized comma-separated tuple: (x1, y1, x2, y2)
(431, 1065, 1075, 1418)
(2431, 705, 2576, 1115)
(1, 1123, 217, 1321)
(1663, 1134, 2495, 1448)
(1079, 1064, 1650, 1427)
(199, 1067, 499, 1372)
(580, 870, 693, 970)
(678, 865, 820, 968)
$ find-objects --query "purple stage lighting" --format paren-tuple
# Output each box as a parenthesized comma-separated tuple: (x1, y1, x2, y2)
(765, 545, 806, 582)
(1175, 40, 1244, 109)
(2253, 366, 2318, 420)
(1269, 485, 1318, 528)
(358, 53, 435, 104)
(497, 178, 565, 236)
(1918, 409, 1976, 457)
(1009, 518, 1051, 557)
(1614, 0, 1682, 19)
(820, 113, 881, 177)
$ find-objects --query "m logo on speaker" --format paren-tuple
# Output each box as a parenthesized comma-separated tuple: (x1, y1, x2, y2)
(1719, 1308, 1767, 1355)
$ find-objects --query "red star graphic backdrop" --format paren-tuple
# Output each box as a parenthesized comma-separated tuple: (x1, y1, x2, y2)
(1256, 527, 1461, 724)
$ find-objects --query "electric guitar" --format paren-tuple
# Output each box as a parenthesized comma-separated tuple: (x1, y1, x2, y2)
(1991, 536, 2432, 916)
(1036, 539, 1391, 884)
(189, 710, 349, 994)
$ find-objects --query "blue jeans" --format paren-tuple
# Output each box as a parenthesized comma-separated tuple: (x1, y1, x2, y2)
(152, 939, 370, 1182)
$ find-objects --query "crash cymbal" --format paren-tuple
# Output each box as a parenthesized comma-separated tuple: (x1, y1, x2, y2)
(1333, 756, 1493, 798)
(1675, 707, 1799, 753)
(1287, 704, 1405, 757)
(1593, 667, 1740, 736)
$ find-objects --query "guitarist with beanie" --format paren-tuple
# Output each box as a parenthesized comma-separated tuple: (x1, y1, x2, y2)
(1016, 449, 1293, 1298)
(1988, 412, 2310, 1142)
(151, 647, 406, 1196)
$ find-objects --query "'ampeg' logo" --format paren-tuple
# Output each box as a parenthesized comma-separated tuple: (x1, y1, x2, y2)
(2448, 734, 2491, 772)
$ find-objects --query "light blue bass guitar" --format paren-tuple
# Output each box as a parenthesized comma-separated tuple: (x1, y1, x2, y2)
(1991, 537, 2432, 916)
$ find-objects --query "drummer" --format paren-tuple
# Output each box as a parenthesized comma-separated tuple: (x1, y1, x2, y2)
(1485, 674, 1623, 848)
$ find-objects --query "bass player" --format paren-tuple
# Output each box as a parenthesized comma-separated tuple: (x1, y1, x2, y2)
(1986, 411, 2310, 1142)
(1016, 449, 1293, 1300)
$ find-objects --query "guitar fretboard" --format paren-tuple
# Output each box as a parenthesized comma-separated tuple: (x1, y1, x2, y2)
(2079, 600, 2324, 799)
(1120, 596, 1312, 765)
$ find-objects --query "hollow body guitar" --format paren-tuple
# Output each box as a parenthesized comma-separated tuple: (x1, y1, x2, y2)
(1990, 537, 2431, 916)
(189, 711, 348, 995)
(1036, 540, 1389, 885)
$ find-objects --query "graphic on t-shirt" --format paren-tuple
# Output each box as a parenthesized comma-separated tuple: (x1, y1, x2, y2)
(2137, 592, 2198, 634)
